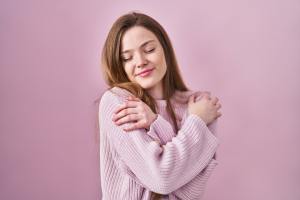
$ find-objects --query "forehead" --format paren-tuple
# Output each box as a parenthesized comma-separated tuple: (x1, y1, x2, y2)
(121, 26, 158, 51)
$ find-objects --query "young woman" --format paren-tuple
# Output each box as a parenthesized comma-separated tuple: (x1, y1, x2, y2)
(98, 11, 222, 200)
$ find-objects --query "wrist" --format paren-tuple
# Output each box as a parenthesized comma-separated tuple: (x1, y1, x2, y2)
(189, 113, 208, 125)
(146, 114, 158, 131)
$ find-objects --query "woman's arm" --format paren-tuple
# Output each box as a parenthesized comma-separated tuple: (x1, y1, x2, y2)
(99, 90, 219, 195)
(147, 113, 219, 199)
(170, 158, 218, 199)
(116, 112, 219, 199)
(112, 89, 220, 198)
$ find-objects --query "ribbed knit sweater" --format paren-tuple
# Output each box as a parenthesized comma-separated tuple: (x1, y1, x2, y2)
(99, 87, 220, 200)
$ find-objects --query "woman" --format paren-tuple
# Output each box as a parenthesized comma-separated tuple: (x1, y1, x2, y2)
(98, 11, 222, 200)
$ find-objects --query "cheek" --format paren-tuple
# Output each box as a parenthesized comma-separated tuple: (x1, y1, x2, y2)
(155, 53, 167, 73)
(124, 65, 135, 81)
(154, 51, 166, 66)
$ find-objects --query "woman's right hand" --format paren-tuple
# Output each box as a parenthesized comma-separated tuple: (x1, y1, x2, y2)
(188, 93, 222, 125)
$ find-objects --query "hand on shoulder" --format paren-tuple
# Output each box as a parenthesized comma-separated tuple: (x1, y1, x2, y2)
(173, 90, 212, 104)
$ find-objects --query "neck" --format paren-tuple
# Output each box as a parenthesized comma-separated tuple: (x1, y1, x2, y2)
(146, 82, 164, 100)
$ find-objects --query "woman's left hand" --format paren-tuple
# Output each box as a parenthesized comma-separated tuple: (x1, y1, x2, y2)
(112, 96, 158, 132)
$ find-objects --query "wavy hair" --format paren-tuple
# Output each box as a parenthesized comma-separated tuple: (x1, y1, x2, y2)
(99, 11, 191, 199)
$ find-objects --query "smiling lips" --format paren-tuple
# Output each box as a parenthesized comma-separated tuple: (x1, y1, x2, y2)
(136, 68, 154, 77)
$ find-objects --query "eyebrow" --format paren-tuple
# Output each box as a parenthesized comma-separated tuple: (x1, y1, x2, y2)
(121, 39, 155, 54)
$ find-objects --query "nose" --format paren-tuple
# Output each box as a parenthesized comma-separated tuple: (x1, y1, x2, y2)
(135, 52, 148, 68)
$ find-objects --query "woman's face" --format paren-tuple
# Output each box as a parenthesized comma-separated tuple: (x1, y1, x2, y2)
(121, 26, 167, 90)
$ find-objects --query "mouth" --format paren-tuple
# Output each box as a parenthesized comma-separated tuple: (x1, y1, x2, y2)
(136, 68, 155, 77)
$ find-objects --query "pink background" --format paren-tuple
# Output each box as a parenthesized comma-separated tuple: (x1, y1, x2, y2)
(1, 0, 299, 199)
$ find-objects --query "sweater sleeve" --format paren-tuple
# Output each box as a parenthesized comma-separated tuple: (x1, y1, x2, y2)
(148, 112, 219, 199)
(170, 159, 218, 199)
(173, 120, 219, 199)
(99, 90, 219, 195)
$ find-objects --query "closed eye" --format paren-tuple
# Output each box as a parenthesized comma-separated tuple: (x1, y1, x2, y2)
(122, 48, 155, 62)
(146, 48, 155, 53)
(122, 57, 132, 62)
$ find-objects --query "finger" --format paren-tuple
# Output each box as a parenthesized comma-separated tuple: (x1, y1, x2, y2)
(114, 103, 127, 114)
(114, 100, 138, 114)
(194, 91, 211, 96)
(193, 91, 202, 95)
(188, 94, 195, 104)
(202, 91, 211, 96)
(175, 90, 206, 104)
(194, 91, 212, 102)
(201, 91, 211, 100)
(176, 90, 210, 98)
(193, 91, 202, 102)
(194, 91, 204, 101)
(114, 114, 140, 126)
(216, 112, 222, 118)
(202, 93, 211, 100)
(211, 96, 219, 105)
(112, 107, 138, 121)
(123, 121, 145, 132)
(215, 103, 222, 110)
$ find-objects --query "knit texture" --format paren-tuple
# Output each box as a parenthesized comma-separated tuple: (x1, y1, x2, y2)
(99, 86, 220, 200)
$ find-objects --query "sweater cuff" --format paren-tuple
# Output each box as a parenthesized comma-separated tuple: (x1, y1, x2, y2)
(188, 114, 219, 160)
(147, 114, 176, 144)
(149, 114, 170, 133)
(187, 114, 219, 146)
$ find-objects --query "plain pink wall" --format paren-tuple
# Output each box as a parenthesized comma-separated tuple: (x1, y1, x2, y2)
(1, 0, 299, 199)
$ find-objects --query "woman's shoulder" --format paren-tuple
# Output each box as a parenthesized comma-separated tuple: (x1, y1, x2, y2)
(109, 86, 134, 98)
(173, 89, 211, 104)
(100, 86, 133, 107)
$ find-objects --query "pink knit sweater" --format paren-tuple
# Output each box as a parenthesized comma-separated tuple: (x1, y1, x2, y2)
(99, 87, 220, 200)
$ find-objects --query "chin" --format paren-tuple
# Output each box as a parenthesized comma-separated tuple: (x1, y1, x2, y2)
(138, 83, 155, 89)
(137, 80, 158, 89)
